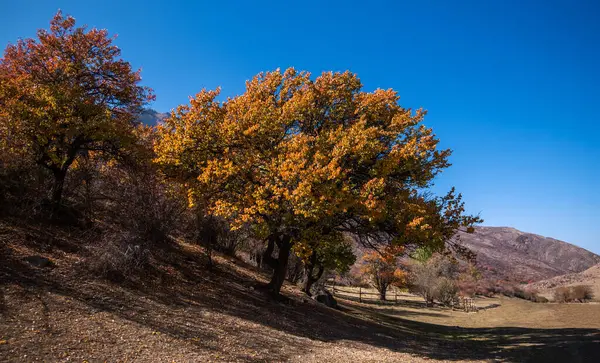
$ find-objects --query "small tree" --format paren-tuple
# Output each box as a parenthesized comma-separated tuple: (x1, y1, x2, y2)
(360, 245, 407, 300)
(0, 11, 153, 207)
(554, 287, 570, 303)
(435, 277, 459, 306)
(410, 253, 459, 306)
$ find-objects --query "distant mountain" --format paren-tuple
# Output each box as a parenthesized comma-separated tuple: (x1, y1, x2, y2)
(457, 226, 600, 283)
(138, 109, 168, 126)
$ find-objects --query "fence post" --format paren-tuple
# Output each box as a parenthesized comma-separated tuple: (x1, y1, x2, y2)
(359, 287, 362, 303)
(332, 280, 335, 296)
(395, 291, 397, 303)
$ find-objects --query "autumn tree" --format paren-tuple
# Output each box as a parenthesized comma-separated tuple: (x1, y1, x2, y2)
(0, 11, 153, 207)
(293, 229, 356, 295)
(155, 68, 477, 296)
(360, 245, 406, 300)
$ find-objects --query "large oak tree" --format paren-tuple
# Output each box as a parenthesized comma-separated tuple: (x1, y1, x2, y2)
(155, 68, 477, 296)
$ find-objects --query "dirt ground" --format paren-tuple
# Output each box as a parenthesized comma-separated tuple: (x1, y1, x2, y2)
(1, 219, 599, 362)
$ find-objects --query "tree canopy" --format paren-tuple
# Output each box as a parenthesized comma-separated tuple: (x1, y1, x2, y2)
(0, 11, 153, 205)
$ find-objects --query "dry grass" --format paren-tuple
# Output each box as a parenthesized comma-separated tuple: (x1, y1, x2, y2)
(341, 295, 600, 330)
(1, 219, 599, 362)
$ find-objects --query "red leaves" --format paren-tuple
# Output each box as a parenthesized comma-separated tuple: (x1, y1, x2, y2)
(0, 11, 153, 204)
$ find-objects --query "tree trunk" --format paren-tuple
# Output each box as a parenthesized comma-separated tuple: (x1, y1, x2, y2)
(50, 168, 67, 208)
(263, 234, 292, 297)
(302, 264, 323, 296)
(379, 285, 387, 301)
(198, 216, 216, 269)
(301, 250, 324, 296)
(47, 135, 86, 208)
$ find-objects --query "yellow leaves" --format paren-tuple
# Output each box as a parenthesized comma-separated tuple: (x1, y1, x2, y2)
(243, 123, 260, 137)
(362, 178, 385, 197)
(187, 188, 196, 208)
(392, 268, 408, 288)
(292, 240, 314, 264)
(197, 159, 235, 185)
(154, 67, 458, 240)
(407, 216, 424, 229)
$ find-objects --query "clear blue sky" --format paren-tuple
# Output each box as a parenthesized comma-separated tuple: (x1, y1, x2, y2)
(2, 1, 599, 253)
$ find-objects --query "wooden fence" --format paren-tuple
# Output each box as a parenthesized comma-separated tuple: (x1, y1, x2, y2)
(325, 282, 478, 312)
(325, 283, 406, 304)
(458, 297, 477, 312)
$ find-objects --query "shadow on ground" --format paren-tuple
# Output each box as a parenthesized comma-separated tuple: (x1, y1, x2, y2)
(1, 222, 599, 362)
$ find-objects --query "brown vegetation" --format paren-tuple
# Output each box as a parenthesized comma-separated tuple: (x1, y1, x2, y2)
(532, 263, 600, 301)
(553, 285, 594, 303)
(409, 253, 460, 306)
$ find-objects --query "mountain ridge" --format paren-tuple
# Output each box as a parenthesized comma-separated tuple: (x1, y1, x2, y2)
(457, 226, 600, 283)
(138, 109, 169, 126)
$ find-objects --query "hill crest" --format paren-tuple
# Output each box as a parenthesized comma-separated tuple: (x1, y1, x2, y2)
(457, 226, 600, 283)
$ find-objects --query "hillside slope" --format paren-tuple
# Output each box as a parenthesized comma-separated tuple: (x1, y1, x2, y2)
(456, 227, 600, 282)
(531, 263, 600, 300)
(0, 219, 482, 362)
(2, 219, 599, 362)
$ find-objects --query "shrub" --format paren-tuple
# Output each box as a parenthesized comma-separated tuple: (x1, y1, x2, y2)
(571, 285, 594, 302)
(553, 285, 594, 303)
(214, 220, 250, 257)
(0, 162, 53, 219)
(434, 277, 459, 306)
(99, 161, 186, 247)
(475, 280, 496, 297)
(553, 287, 571, 303)
(512, 288, 526, 299)
(85, 159, 187, 278)
(458, 279, 477, 298)
(87, 231, 150, 281)
(512, 287, 545, 303)
(409, 253, 459, 306)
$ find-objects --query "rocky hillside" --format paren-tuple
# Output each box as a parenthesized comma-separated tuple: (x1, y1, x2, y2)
(457, 227, 600, 283)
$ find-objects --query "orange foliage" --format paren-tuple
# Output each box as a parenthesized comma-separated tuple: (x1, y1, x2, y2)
(360, 245, 407, 299)
(0, 11, 153, 204)
(155, 68, 450, 234)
